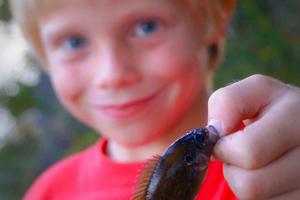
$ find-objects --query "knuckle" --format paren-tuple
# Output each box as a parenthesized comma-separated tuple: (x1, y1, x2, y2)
(247, 74, 288, 95)
(286, 86, 300, 105)
(248, 74, 274, 86)
(286, 83, 300, 94)
(248, 74, 267, 81)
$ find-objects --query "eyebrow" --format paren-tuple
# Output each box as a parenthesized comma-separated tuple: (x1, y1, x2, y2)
(40, 19, 85, 44)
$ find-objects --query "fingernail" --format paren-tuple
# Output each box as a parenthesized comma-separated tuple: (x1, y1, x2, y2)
(208, 119, 224, 136)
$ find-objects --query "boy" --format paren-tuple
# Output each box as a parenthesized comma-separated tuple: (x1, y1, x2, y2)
(10, 0, 300, 199)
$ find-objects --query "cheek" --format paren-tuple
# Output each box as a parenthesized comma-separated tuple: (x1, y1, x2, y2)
(49, 67, 86, 103)
(143, 42, 207, 80)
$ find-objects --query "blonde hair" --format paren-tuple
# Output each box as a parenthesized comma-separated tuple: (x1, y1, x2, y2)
(9, 0, 236, 65)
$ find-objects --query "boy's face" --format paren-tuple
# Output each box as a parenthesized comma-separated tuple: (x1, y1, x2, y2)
(39, 0, 212, 146)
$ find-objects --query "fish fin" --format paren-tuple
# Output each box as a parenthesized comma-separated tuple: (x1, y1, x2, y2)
(131, 155, 161, 200)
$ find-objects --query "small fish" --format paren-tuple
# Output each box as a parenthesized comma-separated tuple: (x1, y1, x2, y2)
(132, 125, 220, 200)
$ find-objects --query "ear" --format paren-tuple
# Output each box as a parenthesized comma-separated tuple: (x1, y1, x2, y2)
(218, 0, 236, 19)
(206, 39, 225, 71)
(206, 0, 236, 71)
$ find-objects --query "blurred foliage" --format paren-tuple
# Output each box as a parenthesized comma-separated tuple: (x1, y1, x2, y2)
(0, 0, 10, 21)
(215, 0, 300, 88)
(0, 0, 299, 199)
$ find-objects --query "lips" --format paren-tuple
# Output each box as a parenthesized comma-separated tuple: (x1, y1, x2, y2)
(94, 88, 164, 120)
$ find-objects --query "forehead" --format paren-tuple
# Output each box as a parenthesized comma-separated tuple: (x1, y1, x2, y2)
(38, 0, 185, 14)
(36, 0, 193, 30)
(38, 0, 191, 32)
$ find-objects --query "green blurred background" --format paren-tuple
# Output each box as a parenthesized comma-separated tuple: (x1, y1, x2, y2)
(0, 0, 299, 199)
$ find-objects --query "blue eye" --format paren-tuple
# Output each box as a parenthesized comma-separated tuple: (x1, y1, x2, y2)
(135, 20, 158, 37)
(64, 36, 87, 50)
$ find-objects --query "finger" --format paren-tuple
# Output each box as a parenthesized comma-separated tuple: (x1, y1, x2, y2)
(223, 146, 300, 200)
(268, 189, 300, 200)
(209, 75, 300, 168)
(208, 74, 286, 135)
(213, 90, 300, 168)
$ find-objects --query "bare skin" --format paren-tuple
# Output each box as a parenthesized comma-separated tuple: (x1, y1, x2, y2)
(36, 0, 300, 199)
(209, 74, 300, 199)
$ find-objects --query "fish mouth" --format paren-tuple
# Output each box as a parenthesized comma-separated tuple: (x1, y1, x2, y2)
(206, 125, 220, 144)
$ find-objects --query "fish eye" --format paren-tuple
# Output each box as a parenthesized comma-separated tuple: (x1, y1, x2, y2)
(193, 130, 208, 142)
(134, 20, 159, 37)
(184, 154, 194, 166)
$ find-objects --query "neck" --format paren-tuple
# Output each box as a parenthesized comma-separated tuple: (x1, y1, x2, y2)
(107, 89, 209, 162)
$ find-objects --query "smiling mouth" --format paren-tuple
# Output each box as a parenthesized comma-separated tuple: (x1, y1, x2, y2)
(95, 88, 164, 120)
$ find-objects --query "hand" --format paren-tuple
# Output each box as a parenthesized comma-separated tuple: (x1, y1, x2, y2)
(208, 74, 300, 199)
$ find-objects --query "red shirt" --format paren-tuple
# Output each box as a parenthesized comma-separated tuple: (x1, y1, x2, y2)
(24, 139, 237, 200)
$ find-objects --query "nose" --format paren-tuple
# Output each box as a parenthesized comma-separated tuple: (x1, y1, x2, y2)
(93, 45, 141, 89)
